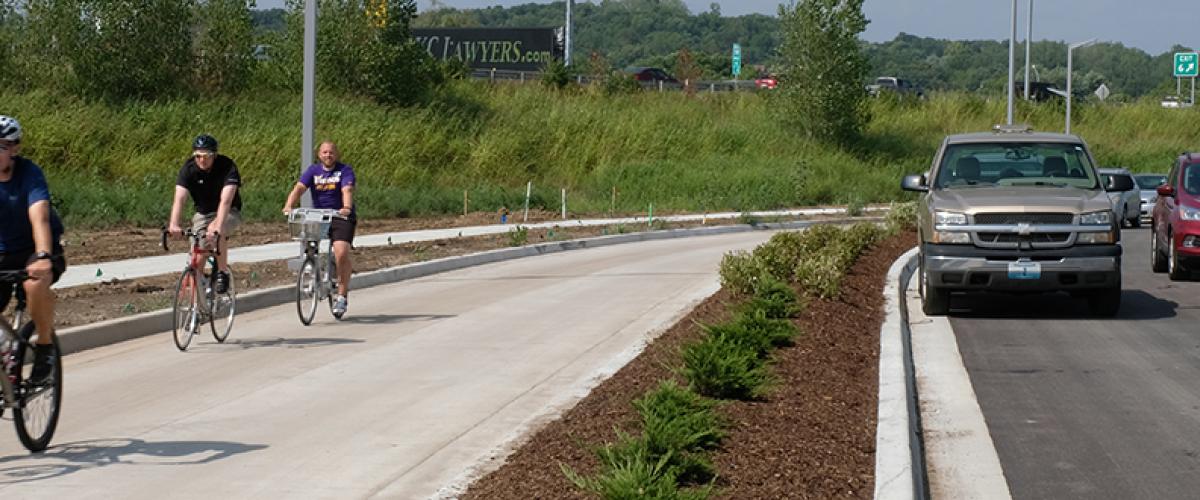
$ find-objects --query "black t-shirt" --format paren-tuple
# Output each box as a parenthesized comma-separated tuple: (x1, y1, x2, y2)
(176, 154, 242, 214)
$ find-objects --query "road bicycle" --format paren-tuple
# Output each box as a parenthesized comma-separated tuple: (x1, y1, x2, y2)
(162, 229, 236, 351)
(0, 271, 62, 452)
(288, 208, 345, 325)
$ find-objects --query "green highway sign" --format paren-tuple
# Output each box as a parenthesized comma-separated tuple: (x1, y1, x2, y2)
(731, 43, 742, 78)
(1175, 52, 1199, 77)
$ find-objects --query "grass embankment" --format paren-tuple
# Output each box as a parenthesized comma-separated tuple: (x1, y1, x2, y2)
(7, 83, 1197, 228)
(561, 207, 917, 497)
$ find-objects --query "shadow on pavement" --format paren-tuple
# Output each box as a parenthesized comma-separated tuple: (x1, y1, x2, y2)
(0, 438, 267, 484)
(948, 290, 1177, 320)
(225, 337, 365, 349)
(337, 314, 453, 325)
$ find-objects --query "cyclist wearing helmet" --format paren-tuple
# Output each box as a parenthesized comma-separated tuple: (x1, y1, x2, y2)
(168, 134, 242, 294)
(0, 115, 67, 384)
(281, 141, 356, 316)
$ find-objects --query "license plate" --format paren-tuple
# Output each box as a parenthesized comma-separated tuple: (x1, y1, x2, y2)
(1007, 260, 1041, 280)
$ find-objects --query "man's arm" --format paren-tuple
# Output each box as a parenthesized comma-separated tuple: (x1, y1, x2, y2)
(283, 182, 307, 214)
(210, 184, 238, 237)
(168, 186, 190, 235)
(27, 200, 53, 280)
(339, 185, 355, 217)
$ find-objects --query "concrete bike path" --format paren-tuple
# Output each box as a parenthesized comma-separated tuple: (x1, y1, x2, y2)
(56, 208, 848, 289)
(0, 230, 772, 499)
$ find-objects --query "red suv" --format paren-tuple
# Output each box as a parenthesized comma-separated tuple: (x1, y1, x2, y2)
(1150, 152, 1200, 279)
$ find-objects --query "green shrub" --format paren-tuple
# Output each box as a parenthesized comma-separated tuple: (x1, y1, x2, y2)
(507, 225, 529, 246)
(634, 380, 724, 483)
(718, 250, 769, 296)
(739, 276, 803, 319)
(562, 432, 712, 500)
(794, 252, 843, 298)
(798, 224, 843, 254)
(885, 201, 918, 234)
(752, 231, 806, 281)
(540, 59, 573, 90)
(680, 335, 773, 400)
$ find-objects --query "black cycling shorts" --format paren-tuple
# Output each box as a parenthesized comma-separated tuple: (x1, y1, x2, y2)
(330, 217, 357, 245)
(0, 244, 67, 312)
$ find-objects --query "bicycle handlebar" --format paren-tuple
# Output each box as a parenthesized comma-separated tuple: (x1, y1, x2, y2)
(161, 227, 221, 255)
(0, 270, 29, 285)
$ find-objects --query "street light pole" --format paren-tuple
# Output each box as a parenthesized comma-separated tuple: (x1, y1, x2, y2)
(1024, 0, 1033, 100)
(565, 0, 573, 66)
(1066, 38, 1096, 135)
(1006, 0, 1017, 125)
(301, 0, 316, 207)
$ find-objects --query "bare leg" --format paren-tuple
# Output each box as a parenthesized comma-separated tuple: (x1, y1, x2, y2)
(333, 241, 352, 296)
(24, 278, 54, 345)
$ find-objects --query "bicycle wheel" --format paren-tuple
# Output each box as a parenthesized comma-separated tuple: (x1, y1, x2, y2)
(13, 323, 62, 452)
(209, 266, 236, 343)
(297, 256, 319, 325)
(172, 268, 200, 351)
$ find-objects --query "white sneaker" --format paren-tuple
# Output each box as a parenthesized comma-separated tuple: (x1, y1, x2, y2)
(332, 295, 348, 317)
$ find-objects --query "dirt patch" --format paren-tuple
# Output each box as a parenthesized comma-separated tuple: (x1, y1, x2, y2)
(460, 229, 916, 499)
(22, 212, 854, 329)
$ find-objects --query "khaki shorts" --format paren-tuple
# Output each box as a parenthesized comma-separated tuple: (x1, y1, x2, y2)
(192, 210, 242, 238)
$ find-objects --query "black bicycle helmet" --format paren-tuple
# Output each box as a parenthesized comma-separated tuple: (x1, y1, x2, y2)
(192, 134, 218, 152)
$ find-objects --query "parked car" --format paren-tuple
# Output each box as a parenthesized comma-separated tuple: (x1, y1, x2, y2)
(625, 67, 678, 83)
(1135, 173, 1167, 221)
(866, 76, 924, 99)
(1098, 168, 1141, 228)
(754, 74, 778, 90)
(1151, 152, 1200, 279)
(1161, 96, 1185, 108)
(901, 123, 1131, 316)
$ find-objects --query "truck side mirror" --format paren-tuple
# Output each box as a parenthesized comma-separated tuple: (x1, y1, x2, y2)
(1104, 174, 1134, 192)
(901, 174, 928, 192)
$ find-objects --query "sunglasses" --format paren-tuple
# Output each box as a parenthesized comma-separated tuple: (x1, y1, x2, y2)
(193, 151, 215, 159)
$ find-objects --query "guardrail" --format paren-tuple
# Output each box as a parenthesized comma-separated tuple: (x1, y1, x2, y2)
(468, 68, 762, 92)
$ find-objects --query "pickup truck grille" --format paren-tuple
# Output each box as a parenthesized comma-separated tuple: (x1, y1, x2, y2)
(976, 232, 1072, 245)
(972, 213, 1074, 225)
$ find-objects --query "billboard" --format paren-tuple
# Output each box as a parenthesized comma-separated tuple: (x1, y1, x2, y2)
(412, 28, 564, 72)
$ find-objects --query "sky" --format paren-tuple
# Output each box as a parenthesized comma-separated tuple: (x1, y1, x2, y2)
(254, 0, 1191, 56)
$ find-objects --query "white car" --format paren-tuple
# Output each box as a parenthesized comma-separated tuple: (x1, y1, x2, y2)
(1098, 168, 1141, 228)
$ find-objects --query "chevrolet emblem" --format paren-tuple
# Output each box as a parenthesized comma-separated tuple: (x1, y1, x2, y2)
(1016, 222, 1032, 235)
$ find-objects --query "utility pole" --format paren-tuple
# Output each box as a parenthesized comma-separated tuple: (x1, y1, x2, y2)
(301, 0, 316, 207)
(1024, 0, 1033, 100)
(565, 0, 573, 66)
(1006, 0, 1017, 125)
(1066, 39, 1096, 134)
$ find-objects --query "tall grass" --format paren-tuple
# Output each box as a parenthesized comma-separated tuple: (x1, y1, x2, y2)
(9, 84, 1196, 228)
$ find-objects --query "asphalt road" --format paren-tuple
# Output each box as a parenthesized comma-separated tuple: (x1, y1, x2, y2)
(947, 226, 1200, 499)
(0, 231, 771, 499)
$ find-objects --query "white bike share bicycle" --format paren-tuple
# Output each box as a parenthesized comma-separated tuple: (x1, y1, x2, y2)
(289, 208, 346, 325)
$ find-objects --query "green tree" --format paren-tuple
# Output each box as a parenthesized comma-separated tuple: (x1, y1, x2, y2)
(777, 0, 870, 146)
(194, 0, 257, 95)
(361, 0, 442, 106)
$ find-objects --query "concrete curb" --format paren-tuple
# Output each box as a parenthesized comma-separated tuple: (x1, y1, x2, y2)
(874, 246, 925, 500)
(57, 218, 863, 356)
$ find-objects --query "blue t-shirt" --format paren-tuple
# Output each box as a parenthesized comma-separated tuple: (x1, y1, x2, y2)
(299, 163, 356, 215)
(0, 158, 64, 252)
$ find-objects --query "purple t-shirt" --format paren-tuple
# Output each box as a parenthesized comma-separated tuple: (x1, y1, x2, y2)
(300, 162, 356, 213)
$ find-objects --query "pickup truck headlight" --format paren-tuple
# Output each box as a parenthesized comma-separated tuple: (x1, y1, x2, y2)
(1078, 211, 1112, 225)
(934, 211, 968, 226)
(932, 210, 970, 244)
(1077, 210, 1116, 244)
(1181, 205, 1200, 221)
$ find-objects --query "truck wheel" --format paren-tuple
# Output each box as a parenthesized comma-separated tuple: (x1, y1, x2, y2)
(1151, 229, 1168, 273)
(919, 260, 950, 316)
(1168, 238, 1189, 280)
(1087, 286, 1121, 317)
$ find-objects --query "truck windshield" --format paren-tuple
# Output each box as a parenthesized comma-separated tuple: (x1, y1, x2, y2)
(934, 142, 1099, 190)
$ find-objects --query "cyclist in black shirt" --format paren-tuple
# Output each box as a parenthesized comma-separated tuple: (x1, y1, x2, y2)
(167, 134, 241, 294)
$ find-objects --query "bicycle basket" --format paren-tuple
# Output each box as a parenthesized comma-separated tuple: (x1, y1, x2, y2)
(289, 209, 336, 242)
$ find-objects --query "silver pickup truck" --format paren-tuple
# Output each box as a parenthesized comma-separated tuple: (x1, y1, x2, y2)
(901, 125, 1134, 316)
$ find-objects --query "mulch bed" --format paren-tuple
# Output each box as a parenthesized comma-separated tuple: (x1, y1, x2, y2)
(461, 229, 916, 499)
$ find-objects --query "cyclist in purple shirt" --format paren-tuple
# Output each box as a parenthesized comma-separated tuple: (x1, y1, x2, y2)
(282, 141, 356, 316)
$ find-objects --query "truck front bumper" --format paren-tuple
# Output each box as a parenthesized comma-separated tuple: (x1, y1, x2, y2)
(923, 244, 1121, 292)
